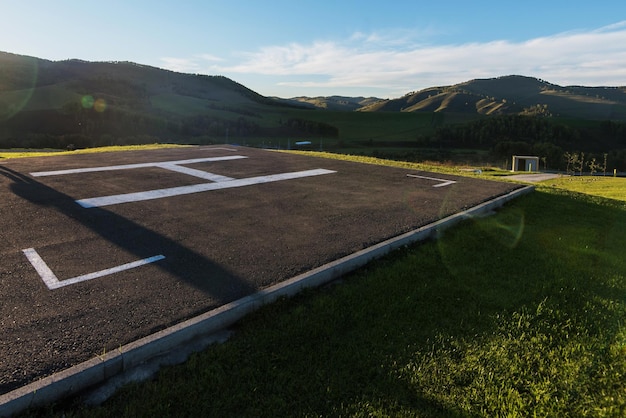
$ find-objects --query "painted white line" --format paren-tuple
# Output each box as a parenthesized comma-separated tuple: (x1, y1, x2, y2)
(76, 169, 337, 208)
(29, 156, 247, 177)
(155, 162, 234, 182)
(407, 174, 457, 188)
(22, 248, 165, 290)
(22, 248, 58, 289)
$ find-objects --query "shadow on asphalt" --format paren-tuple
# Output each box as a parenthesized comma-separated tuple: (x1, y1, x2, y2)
(1, 164, 256, 302)
(0, 165, 256, 393)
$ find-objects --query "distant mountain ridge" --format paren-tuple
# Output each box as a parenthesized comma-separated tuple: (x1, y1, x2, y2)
(2, 51, 626, 120)
(0, 51, 311, 147)
(286, 96, 383, 111)
(0, 51, 290, 115)
(296, 75, 626, 120)
(3, 50, 626, 157)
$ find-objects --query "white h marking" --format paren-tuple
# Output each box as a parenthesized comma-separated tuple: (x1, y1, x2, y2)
(29, 155, 337, 208)
(29, 156, 247, 177)
(76, 169, 336, 208)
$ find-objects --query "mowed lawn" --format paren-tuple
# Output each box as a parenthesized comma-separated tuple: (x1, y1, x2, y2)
(542, 176, 626, 202)
(0, 144, 189, 159)
(16, 153, 626, 417)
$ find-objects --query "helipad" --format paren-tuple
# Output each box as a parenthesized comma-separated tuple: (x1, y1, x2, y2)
(0, 145, 529, 413)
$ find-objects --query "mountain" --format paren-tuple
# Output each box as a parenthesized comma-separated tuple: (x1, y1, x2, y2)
(0, 51, 321, 148)
(0, 51, 294, 117)
(282, 76, 626, 120)
(2, 51, 626, 157)
(3, 50, 626, 122)
(358, 75, 626, 120)
(287, 96, 384, 111)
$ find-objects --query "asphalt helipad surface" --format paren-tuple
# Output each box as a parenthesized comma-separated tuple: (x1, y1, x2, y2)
(0, 145, 525, 401)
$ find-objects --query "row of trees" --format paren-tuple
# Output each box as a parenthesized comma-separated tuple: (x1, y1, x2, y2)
(564, 152, 612, 176)
(432, 115, 626, 171)
(2, 106, 626, 171)
(0, 104, 340, 149)
(492, 141, 625, 172)
(433, 115, 584, 149)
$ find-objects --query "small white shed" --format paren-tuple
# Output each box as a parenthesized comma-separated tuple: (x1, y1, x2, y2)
(512, 155, 539, 172)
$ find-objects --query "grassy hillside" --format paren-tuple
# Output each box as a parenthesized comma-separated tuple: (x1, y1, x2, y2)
(0, 51, 310, 148)
(2, 53, 626, 169)
(288, 96, 383, 111)
(361, 75, 626, 120)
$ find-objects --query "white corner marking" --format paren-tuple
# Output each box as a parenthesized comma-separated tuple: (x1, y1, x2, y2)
(22, 248, 165, 290)
(407, 174, 456, 188)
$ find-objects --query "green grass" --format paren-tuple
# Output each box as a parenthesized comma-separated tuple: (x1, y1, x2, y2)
(0, 85, 81, 113)
(0, 143, 189, 159)
(283, 150, 501, 175)
(283, 110, 433, 140)
(279, 110, 477, 141)
(150, 93, 217, 116)
(18, 152, 626, 417)
(541, 176, 626, 202)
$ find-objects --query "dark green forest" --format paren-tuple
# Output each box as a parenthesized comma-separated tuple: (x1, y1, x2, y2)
(2, 52, 626, 171)
(2, 106, 626, 171)
(432, 115, 626, 171)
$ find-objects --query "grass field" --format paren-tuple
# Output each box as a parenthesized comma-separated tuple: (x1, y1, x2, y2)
(0, 144, 189, 159)
(13, 148, 626, 417)
(242, 109, 490, 164)
(542, 176, 626, 202)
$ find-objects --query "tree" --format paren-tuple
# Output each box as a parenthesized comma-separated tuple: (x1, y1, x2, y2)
(578, 152, 585, 176)
(588, 157, 599, 176)
(533, 142, 562, 170)
(564, 152, 579, 175)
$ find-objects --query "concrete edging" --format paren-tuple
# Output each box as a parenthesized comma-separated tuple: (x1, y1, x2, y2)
(0, 185, 534, 417)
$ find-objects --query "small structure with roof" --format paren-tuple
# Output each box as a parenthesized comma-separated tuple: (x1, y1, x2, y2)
(511, 155, 539, 172)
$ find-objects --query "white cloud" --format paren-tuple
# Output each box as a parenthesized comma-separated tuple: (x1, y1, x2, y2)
(160, 57, 202, 73)
(196, 53, 224, 62)
(160, 54, 223, 74)
(163, 21, 626, 97)
(233, 22, 626, 92)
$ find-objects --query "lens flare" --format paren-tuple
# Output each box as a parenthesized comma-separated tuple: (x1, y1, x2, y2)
(81, 95, 95, 109)
(80, 95, 106, 112)
(0, 58, 38, 122)
(435, 207, 526, 278)
(483, 210, 525, 249)
(94, 98, 107, 112)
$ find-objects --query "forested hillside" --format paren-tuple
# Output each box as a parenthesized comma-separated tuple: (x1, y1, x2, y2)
(2, 52, 626, 170)
(359, 75, 626, 120)
(0, 51, 319, 149)
(430, 115, 626, 171)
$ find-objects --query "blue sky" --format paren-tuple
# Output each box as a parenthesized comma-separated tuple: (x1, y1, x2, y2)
(2, 1, 626, 98)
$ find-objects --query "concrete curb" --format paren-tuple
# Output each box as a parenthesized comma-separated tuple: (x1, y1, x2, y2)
(0, 185, 534, 417)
